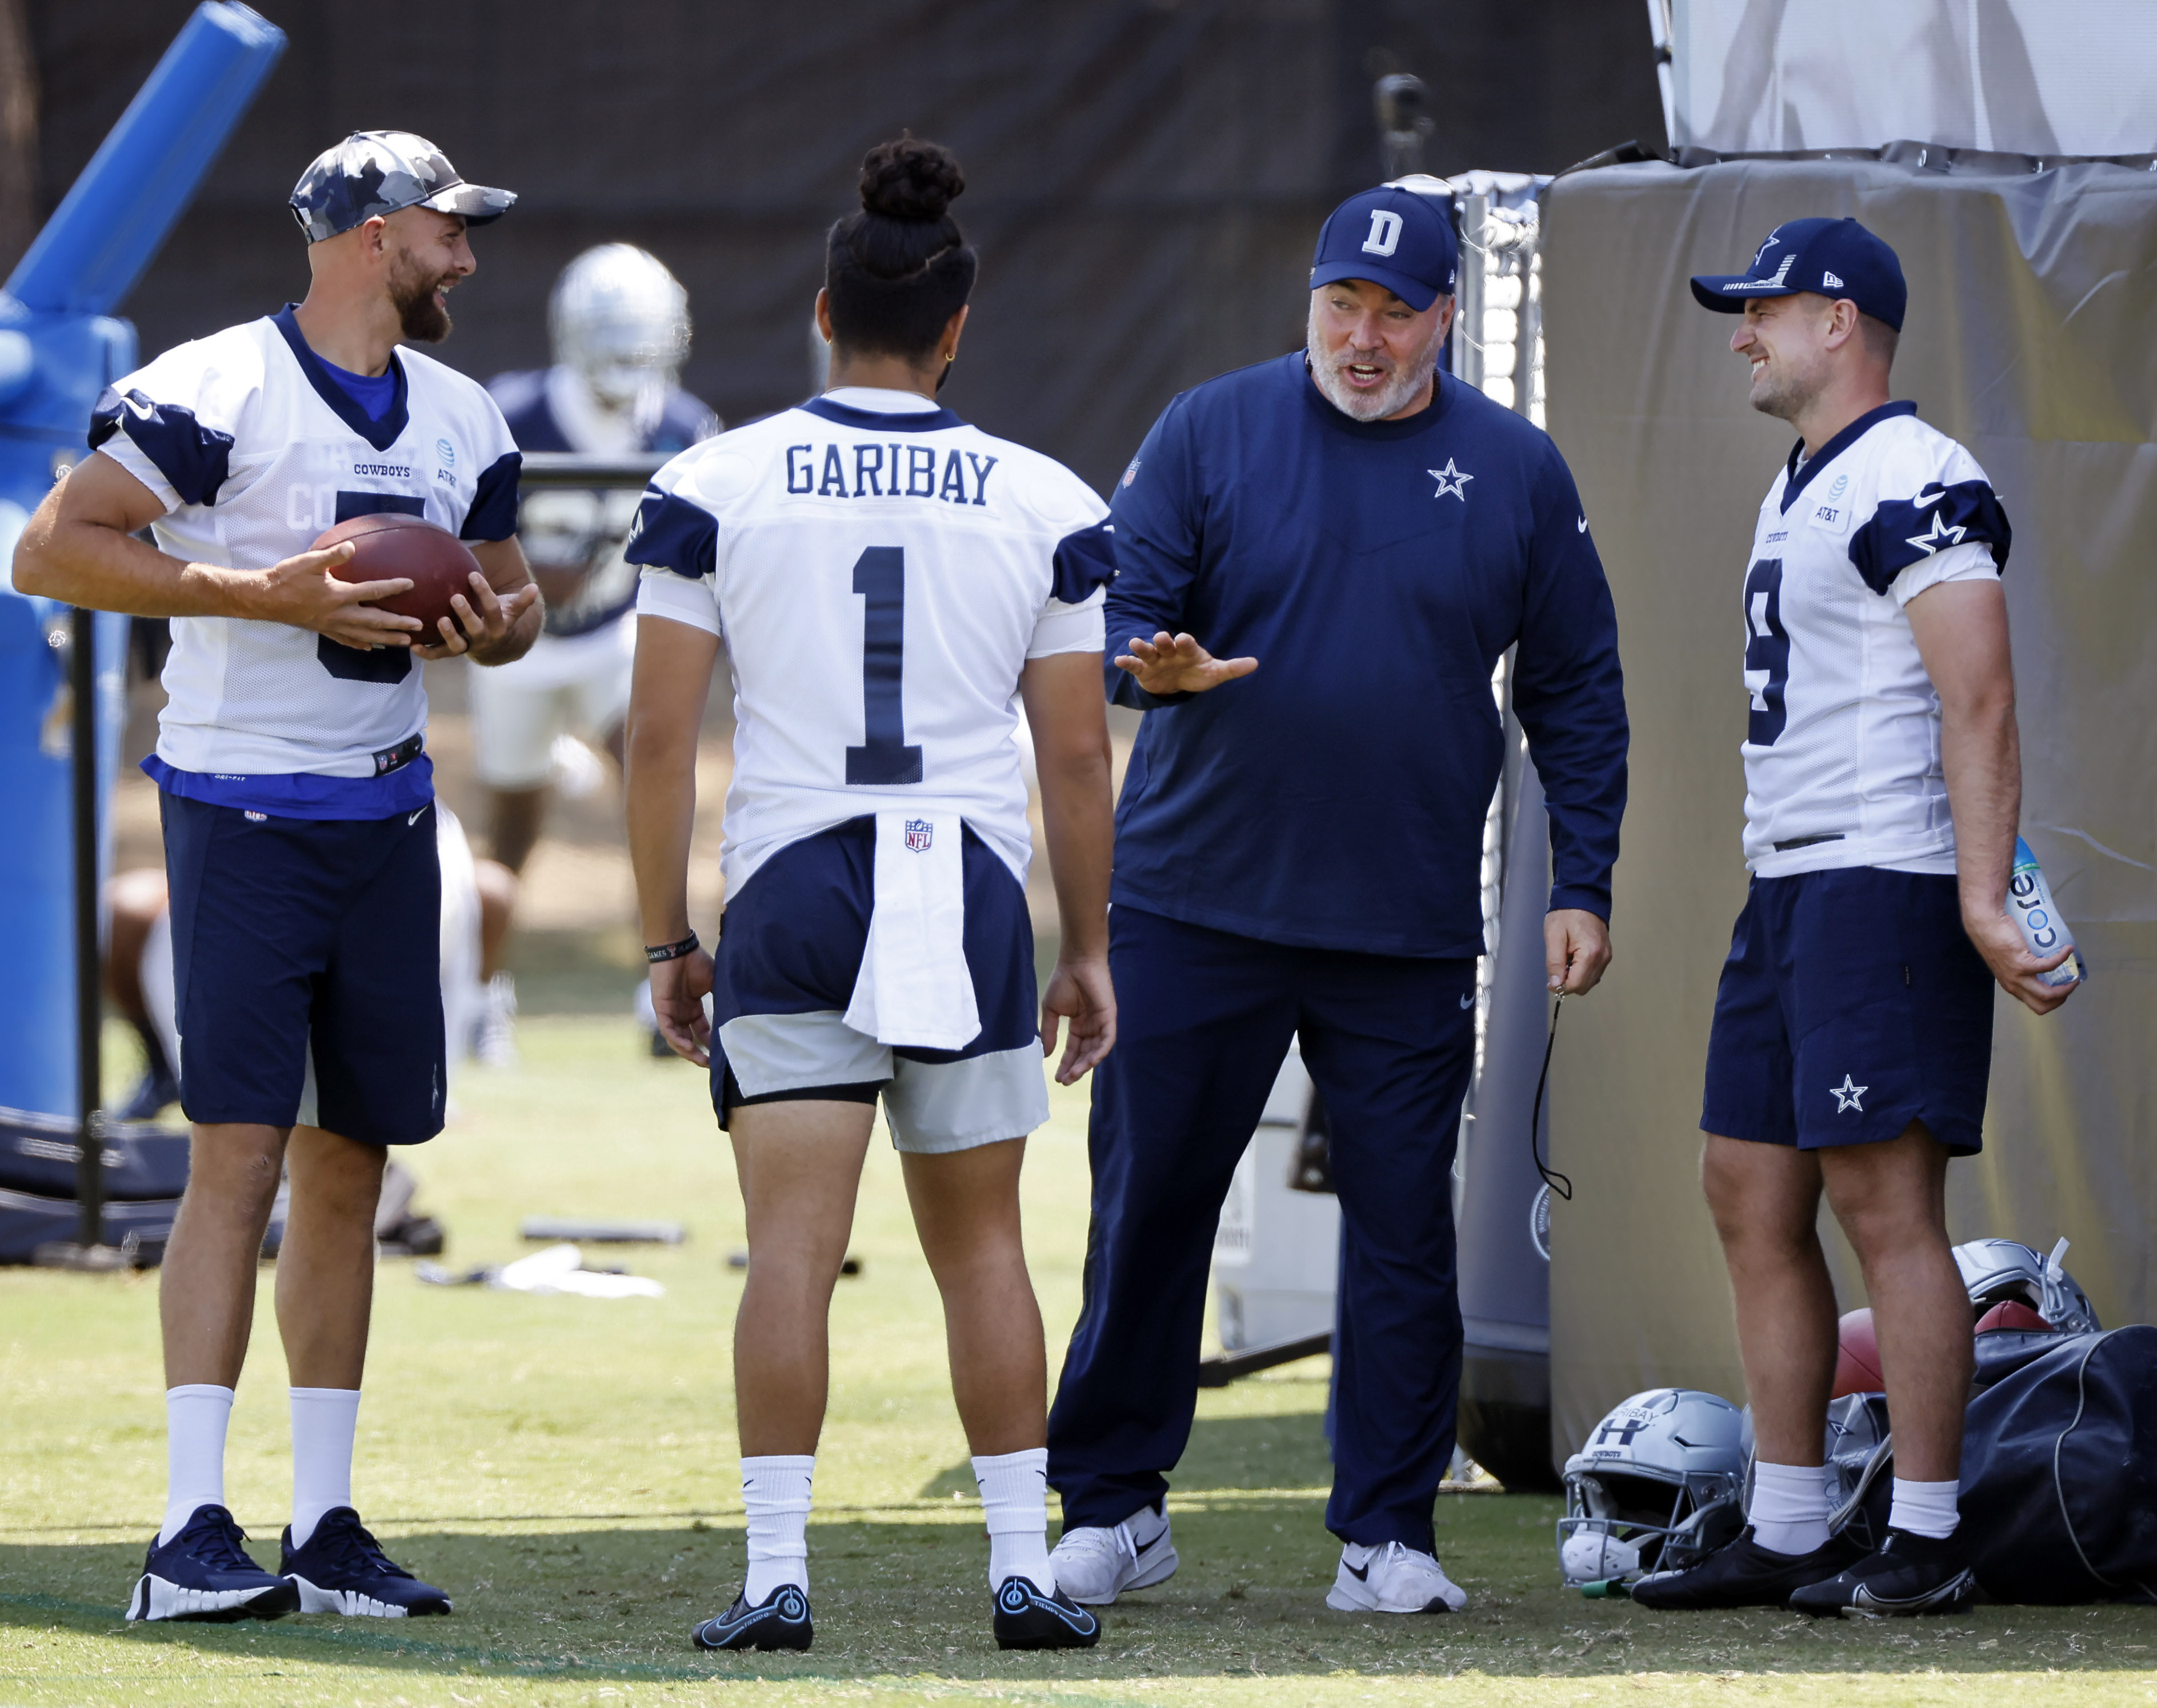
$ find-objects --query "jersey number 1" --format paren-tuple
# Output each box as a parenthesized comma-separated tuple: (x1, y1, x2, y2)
(846, 546, 923, 785)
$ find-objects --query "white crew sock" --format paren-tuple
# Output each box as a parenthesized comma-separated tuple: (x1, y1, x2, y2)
(1888, 1477, 1960, 1540)
(742, 1455, 814, 1601)
(159, 1385, 235, 1544)
(289, 1387, 362, 1549)
(1748, 1460, 1832, 1557)
(972, 1447, 1054, 1594)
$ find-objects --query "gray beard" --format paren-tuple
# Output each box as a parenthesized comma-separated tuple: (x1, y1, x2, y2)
(1304, 315, 1440, 422)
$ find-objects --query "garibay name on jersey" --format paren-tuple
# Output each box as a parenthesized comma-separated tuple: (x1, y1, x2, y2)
(89, 307, 521, 813)
(1739, 401, 2010, 877)
(625, 390, 1114, 898)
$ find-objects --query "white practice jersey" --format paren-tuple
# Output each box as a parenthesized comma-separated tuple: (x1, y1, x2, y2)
(1739, 402, 2009, 876)
(628, 387, 1112, 897)
(91, 307, 521, 803)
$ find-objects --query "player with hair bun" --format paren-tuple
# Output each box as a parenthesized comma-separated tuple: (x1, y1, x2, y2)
(625, 135, 1115, 1653)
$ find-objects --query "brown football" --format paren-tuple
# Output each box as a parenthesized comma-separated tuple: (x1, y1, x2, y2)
(313, 511, 484, 636)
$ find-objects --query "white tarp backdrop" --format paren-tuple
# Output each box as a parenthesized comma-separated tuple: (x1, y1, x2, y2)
(1658, 0, 2157, 157)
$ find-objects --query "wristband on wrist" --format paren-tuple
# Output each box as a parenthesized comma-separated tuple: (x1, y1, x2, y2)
(645, 931, 700, 964)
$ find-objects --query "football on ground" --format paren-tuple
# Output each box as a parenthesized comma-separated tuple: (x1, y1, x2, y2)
(314, 511, 482, 633)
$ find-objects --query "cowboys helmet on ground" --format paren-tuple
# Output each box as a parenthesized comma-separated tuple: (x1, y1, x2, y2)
(550, 245, 691, 412)
(1558, 1389, 1746, 1584)
(290, 131, 515, 244)
(1953, 1237, 2099, 1335)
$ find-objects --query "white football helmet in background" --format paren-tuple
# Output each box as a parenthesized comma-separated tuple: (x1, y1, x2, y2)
(1557, 1388, 1746, 1585)
(1954, 1237, 2099, 1334)
(550, 243, 692, 421)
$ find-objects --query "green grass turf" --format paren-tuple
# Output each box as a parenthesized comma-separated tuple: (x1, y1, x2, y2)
(4, 1015, 2154, 1705)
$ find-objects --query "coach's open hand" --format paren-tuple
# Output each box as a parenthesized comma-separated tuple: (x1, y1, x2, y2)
(650, 945, 715, 1067)
(1039, 954, 1115, 1085)
(413, 569, 541, 662)
(1545, 907, 1611, 994)
(255, 539, 426, 651)
(1114, 630, 1258, 696)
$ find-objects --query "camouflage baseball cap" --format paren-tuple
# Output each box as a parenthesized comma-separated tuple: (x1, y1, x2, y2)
(289, 130, 515, 243)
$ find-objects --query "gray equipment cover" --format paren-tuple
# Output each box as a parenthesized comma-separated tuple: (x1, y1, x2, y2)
(1538, 154, 2157, 1472)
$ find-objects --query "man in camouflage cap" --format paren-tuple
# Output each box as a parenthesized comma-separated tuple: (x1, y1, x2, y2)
(290, 130, 515, 243)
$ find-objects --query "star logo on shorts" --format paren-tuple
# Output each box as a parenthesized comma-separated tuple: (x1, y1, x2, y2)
(1428, 458, 1474, 501)
(1830, 1074, 1868, 1113)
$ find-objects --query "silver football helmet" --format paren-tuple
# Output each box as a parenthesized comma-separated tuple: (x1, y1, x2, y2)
(549, 243, 691, 415)
(1953, 1236, 2099, 1335)
(1558, 1388, 1746, 1584)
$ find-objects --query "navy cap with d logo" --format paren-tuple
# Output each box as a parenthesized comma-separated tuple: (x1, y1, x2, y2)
(1688, 217, 1908, 330)
(1310, 184, 1459, 313)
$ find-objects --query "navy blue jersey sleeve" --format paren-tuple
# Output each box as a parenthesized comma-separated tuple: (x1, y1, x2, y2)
(1849, 479, 2011, 595)
(1512, 447, 1628, 919)
(89, 386, 234, 507)
(1102, 399, 1203, 709)
(459, 450, 523, 541)
(1051, 518, 1118, 605)
(623, 484, 719, 581)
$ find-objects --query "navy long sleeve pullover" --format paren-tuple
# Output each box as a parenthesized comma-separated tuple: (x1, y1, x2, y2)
(1104, 353, 1628, 958)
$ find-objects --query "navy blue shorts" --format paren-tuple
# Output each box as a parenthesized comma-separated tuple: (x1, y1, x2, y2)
(709, 817, 1046, 1152)
(161, 791, 446, 1147)
(1701, 866, 1993, 1155)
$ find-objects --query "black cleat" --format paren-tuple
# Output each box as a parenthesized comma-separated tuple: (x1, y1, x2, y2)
(693, 1583, 813, 1651)
(1631, 1527, 1862, 1611)
(126, 1505, 301, 1623)
(1788, 1527, 1976, 1617)
(993, 1575, 1100, 1650)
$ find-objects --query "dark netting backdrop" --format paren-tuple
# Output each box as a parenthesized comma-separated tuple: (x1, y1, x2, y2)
(26, 0, 1662, 491)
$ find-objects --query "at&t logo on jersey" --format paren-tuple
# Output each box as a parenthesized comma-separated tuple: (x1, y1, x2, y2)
(905, 819, 934, 852)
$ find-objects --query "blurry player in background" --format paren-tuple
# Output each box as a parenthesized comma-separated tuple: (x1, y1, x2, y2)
(476, 247, 718, 1053)
(624, 136, 1115, 1654)
(13, 130, 538, 1624)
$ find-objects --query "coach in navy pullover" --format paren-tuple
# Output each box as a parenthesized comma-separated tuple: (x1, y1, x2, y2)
(1047, 184, 1627, 1611)
(1104, 349, 1626, 955)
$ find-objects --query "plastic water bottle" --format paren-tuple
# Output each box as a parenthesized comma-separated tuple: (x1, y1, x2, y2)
(2008, 837, 2085, 988)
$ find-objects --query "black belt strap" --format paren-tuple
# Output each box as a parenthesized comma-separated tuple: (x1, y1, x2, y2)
(371, 732, 425, 778)
(1774, 832, 1846, 851)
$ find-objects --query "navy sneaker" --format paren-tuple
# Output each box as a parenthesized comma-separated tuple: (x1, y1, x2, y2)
(993, 1576, 1101, 1650)
(279, 1507, 451, 1617)
(126, 1505, 300, 1623)
(1788, 1527, 1976, 1617)
(693, 1582, 813, 1651)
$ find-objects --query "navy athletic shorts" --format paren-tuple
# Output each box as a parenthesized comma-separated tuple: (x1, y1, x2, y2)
(161, 791, 446, 1146)
(1700, 866, 1994, 1155)
(709, 817, 1046, 1152)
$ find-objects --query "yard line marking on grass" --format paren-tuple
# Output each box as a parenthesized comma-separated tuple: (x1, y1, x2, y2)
(0, 1590, 1162, 1702)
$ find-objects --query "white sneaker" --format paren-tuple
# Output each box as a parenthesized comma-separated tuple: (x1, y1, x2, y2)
(1326, 1541, 1467, 1613)
(1048, 1506, 1178, 1606)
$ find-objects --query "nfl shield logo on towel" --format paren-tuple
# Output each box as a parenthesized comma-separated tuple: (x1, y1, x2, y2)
(905, 819, 934, 853)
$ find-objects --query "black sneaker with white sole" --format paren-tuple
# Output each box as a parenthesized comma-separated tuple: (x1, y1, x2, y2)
(693, 1583, 814, 1651)
(1787, 1527, 1976, 1617)
(993, 1575, 1100, 1650)
(126, 1505, 300, 1623)
(279, 1507, 451, 1617)
(1630, 1526, 1862, 1611)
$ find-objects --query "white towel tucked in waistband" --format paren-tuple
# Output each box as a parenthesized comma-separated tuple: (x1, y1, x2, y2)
(843, 810, 982, 1051)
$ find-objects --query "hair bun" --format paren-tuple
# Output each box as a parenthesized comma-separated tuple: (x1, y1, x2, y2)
(859, 134, 965, 223)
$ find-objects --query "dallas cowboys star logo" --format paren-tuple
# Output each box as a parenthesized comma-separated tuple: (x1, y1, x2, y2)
(1428, 458, 1474, 501)
(1904, 511, 1968, 556)
(1830, 1074, 1868, 1113)
(1752, 231, 1782, 270)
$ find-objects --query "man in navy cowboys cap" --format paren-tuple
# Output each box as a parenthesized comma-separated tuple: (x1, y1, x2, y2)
(17, 130, 537, 1624)
(1630, 218, 2073, 1618)
(1044, 182, 1628, 1614)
